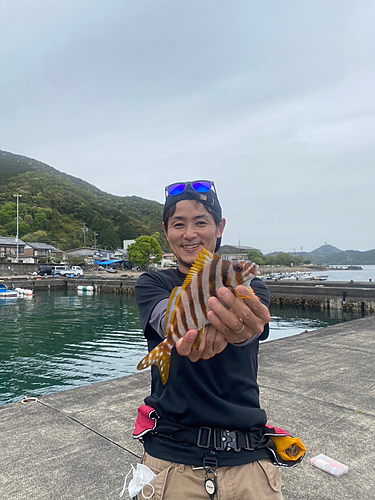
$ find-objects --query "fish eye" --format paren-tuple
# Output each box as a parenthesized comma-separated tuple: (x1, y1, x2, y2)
(234, 263, 243, 272)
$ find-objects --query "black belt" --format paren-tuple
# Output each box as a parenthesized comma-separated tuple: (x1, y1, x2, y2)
(153, 419, 267, 453)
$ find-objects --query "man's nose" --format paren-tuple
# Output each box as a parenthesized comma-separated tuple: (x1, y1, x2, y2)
(183, 225, 198, 238)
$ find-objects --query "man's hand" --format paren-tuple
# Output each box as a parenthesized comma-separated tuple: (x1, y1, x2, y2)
(176, 324, 228, 362)
(207, 285, 271, 344)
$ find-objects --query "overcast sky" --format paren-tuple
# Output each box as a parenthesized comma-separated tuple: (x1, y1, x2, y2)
(1, 0, 374, 253)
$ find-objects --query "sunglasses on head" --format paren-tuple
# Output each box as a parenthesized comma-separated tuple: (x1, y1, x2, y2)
(165, 180, 216, 198)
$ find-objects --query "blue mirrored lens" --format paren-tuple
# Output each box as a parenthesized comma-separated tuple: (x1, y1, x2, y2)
(168, 183, 186, 196)
(192, 181, 211, 193)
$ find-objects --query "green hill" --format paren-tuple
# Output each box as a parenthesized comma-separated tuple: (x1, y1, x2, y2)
(0, 150, 165, 250)
(323, 249, 375, 265)
(300, 244, 375, 265)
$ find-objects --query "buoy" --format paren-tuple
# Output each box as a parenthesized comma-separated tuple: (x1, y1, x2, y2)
(77, 285, 94, 292)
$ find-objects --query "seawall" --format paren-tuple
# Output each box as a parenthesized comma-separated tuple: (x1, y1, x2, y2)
(267, 281, 375, 313)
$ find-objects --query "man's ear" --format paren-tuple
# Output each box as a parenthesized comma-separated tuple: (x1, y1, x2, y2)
(217, 218, 226, 238)
(162, 222, 169, 241)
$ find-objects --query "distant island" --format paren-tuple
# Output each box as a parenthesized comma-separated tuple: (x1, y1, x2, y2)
(292, 244, 375, 266)
(1, 149, 375, 264)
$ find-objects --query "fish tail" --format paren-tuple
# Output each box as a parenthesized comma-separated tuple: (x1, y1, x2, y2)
(137, 339, 172, 385)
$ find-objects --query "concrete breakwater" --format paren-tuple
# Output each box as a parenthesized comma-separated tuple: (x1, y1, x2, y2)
(1, 275, 138, 295)
(2, 276, 375, 313)
(268, 281, 375, 314)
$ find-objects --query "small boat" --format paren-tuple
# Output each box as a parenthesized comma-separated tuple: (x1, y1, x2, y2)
(0, 283, 18, 298)
(15, 287, 34, 297)
(311, 274, 329, 281)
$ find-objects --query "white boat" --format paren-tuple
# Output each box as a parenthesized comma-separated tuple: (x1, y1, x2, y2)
(278, 272, 313, 281)
(15, 287, 34, 297)
(311, 274, 329, 281)
(0, 283, 18, 298)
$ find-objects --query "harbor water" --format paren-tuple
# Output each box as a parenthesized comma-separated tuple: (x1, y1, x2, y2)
(305, 264, 375, 282)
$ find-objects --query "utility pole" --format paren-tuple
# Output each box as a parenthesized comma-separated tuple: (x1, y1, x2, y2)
(13, 194, 22, 263)
(93, 232, 98, 248)
(82, 222, 87, 247)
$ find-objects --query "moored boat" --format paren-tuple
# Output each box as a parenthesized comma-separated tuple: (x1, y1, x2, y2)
(0, 283, 18, 298)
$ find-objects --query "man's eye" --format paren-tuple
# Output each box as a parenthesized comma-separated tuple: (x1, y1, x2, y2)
(173, 223, 184, 228)
(197, 221, 207, 226)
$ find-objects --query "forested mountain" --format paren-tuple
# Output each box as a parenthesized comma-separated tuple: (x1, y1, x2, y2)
(322, 249, 375, 265)
(0, 150, 164, 250)
(298, 244, 375, 265)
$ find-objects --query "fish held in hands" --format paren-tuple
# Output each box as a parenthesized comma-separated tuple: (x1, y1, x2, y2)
(137, 247, 259, 384)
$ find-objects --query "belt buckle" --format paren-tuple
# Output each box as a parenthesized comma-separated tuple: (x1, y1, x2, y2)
(197, 427, 212, 448)
(214, 429, 241, 452)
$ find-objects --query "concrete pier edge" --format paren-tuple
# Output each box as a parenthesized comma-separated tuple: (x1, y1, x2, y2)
(1, 315, 374, 499)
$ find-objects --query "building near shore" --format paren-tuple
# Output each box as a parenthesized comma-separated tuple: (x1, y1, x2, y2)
(0, 236, 26, 262)
(218, 244, 260, 261)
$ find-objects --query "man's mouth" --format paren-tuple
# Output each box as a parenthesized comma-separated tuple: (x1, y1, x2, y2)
(181, 244, 201, 250)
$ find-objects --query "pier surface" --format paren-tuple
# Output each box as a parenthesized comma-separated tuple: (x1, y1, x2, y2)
(1, 315, 374, 499)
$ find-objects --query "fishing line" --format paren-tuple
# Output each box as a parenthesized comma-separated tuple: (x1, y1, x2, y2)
(21, 396, 142, 460)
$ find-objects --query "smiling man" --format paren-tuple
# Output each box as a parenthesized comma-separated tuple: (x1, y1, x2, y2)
(134, 180, 283, 500)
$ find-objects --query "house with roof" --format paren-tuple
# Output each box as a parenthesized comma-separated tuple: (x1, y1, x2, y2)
(218, 244, 260, 261)
(0, 236, 26, 262)
(24, 242, 61, 263)
(63, 247, 116, 264)
(114, 248, 129, 260)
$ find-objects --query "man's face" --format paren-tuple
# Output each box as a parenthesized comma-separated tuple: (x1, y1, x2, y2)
(163, 199, 225, 274)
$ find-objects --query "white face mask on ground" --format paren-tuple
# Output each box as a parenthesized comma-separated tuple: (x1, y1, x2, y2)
(119, 463, 157, 499)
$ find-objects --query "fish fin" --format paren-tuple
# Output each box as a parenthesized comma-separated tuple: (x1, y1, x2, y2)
(193, 327, 206, 350)
(137, 338, 172, 385)
(182, 247, 214, 290)
(233, 286, 260, 301)
(248, 285, 261, 300)
(164, 286, 182, 335)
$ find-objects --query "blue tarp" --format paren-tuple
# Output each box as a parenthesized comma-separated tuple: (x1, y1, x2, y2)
(94, 259, 123, 265)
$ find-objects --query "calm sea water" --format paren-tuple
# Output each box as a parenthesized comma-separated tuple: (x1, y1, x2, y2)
(311, 264, 375, 282)
(0, 281, 369, 407)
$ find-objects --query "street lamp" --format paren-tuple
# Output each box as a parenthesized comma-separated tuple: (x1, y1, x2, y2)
(13, 194, 22, 263)
(93, 232, 98, 248)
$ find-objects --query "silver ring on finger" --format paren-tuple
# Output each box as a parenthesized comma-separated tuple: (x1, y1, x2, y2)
(234, 318, 245, 334)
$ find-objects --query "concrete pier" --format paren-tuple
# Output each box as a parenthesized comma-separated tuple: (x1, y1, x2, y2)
(268, 281, 375, 313)
(1, 315, 374, 499)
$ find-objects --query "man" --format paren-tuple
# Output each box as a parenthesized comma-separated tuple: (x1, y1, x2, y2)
(134, 180, 283, 499)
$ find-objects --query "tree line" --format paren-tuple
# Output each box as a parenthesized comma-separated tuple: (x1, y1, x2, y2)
(246, 250, 311, 266)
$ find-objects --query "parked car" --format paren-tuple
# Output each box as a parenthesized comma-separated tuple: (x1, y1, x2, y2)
(38, 265, 53, 276)
(68, 266, 84, 277)
(58, 266, 84, 277)
(51, 265, 70, 276)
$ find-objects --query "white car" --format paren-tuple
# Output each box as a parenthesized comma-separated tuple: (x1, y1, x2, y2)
(59, 266, 84, 277)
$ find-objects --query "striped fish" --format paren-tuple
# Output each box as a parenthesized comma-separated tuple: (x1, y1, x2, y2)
(137, 247, 259, 384)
